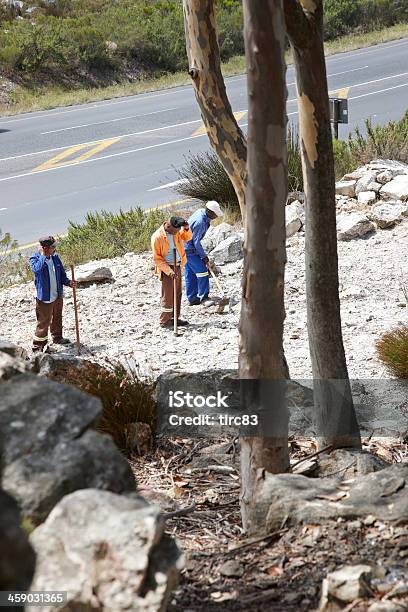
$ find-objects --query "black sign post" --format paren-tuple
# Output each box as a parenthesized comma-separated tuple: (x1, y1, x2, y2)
(329, 97, 349, 139)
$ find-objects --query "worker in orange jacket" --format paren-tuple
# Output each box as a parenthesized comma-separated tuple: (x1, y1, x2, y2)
(151, 216, 192, 328)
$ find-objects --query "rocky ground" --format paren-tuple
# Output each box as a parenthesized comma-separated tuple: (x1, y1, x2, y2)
(0, 218, 406, 381)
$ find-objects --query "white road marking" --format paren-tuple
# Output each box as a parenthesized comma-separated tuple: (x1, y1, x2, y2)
(1, 39, 406, 125)
(40, 107, 178, 135)
(230, 64, 369, 87)
(149, 179, 187, 192)
(0, 207, 7, 211)
(350, 81, 408, 99)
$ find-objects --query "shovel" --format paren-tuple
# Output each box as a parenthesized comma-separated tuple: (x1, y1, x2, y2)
(70, 265, 81, 355)
(173, 248, 178, 336)
(208, 266, 229, 314)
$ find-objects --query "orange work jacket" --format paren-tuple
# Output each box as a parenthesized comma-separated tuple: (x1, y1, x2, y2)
(151, 223, 193, 277)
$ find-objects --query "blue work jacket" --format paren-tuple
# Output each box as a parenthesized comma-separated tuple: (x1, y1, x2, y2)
(29, 252, 71, 302)
(185, 208, 210, 259)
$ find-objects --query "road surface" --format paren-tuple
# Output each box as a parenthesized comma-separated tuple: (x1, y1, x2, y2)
(0, 37, 408, 245)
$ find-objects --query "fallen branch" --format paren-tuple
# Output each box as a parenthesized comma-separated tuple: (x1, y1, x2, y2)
(222, 528, 288, 556)
(290, 444, 333, 469)
(162, 502, 196, 520)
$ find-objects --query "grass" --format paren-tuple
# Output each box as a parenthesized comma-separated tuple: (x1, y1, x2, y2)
(57, 206, 167, 266)
(1, 23, 408, 116)
(376, 326, 408, 379)
(61, 358, 156, 455)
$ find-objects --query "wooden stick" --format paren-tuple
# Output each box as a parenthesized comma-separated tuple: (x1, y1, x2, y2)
(173, 248, 178, 336)
(70, 265, 80, 355)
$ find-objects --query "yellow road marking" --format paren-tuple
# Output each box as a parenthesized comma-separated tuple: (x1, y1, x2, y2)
(329, 86, 350, 99)
(193, 111, 247, 136)
(32, 137, 122, 172)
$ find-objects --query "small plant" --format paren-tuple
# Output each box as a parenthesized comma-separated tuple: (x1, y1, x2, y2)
(174, 151, 240, 211)
(62, 358, 156, 454)
(376, 326, 408, 379)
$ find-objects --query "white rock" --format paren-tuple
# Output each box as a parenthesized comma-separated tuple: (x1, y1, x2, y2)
(369, 202, 408, 229)
(355, 171, 378, 195)
(286, 201, 303, 237)
(29, 489, 182, 612)
(335, 180, 356, 197)
(76, 265, 114, 285)
(366, 181, 382, 193)
(326, 564, 372, 602)
(210, 235, 243, 265)
(368, 159, 408, 176)
(337, 213, 376, 241)
(380, 174, 408, 201)
(376, 170, 393, 184)
(357, 191, 376, 206)
(201, 222, 235, 253)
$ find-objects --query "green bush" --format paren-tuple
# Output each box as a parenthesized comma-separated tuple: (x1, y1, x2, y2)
(376, 326, 408, 379)
(0, 229, 31, 287)
(348, 111, 408, 165)
(57, 207, 167, 265)
(62, 359, 156, 455)
(324, 0, 408, 40)
(332, 138, 357, 179)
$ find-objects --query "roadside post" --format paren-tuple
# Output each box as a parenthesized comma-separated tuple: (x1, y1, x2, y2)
(329, 87, 349, 139)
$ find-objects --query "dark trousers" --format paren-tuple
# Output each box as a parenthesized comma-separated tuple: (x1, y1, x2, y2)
(160, 266, 181, 326)
(33, 297, 63, 351)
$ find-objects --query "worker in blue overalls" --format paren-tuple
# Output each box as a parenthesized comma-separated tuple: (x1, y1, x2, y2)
(184, 200, 224, 305)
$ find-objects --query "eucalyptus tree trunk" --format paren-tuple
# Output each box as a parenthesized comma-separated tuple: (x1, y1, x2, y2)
(183, 0, 247, 218)
(239, 0, 290, 530)
(284, 0, 361, 449)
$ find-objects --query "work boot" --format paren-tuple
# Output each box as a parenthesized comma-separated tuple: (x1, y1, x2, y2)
(200, 297, 214, 307)
(52, 337, 71, 345)
(188, 297, 201, 306)
(177, 319, 189, 326)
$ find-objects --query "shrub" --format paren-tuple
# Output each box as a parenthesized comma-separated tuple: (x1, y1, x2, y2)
(287, 125, 303, 193)
(0, 229, 31, 287)
(57, 207, 167, 265)
(62, 359, 156, 454)
(376, 326, 408, 379)
(175, 151, 240, 211)
(348, 112, 408, 165)
(332, 138, 357, 179)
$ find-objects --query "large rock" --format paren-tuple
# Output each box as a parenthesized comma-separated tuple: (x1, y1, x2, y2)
(210, 235, 243, 265)
(0, 417, 36, 598)
(0, 373, 135, 524)
(0, 338, 28, 360)
(337, 213, 375, 241)
(201, 222, 235, 253)
(29, 489, 183, 612)
(253, 463, 408, 534)
(369, 202, 408, 229)
(367, 159, 408, 177)
(320, 565, 373, 607)
(357, 190, 376, 206)
(380, 174, 408, 201)
(355, 171, 378, 195)
(75, 264, 114, 287)
(335, 180, 356, 197)
(286, 201, 303, 237)
(155, 369, 315, 438)
(0, 352, 30, 381)
(31, 352, 85, 382)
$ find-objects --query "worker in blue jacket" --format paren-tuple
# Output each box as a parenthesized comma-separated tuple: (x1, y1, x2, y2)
(29, 236, 75, 353)
(185, 200, 223, 305)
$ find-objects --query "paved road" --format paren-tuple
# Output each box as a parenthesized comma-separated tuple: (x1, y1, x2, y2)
(1, 37, 408, 245)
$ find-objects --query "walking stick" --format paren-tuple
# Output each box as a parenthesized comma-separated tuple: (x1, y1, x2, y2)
(173, 248, 178, 337)
(70, 265, 81, 355)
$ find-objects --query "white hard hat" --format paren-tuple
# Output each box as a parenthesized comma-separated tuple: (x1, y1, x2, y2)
(206, 200, 223, 217)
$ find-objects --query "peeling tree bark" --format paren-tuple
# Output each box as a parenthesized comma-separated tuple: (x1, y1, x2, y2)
(284, 0, 361, 449)
(239, 0, 290, 531)
(183, 0, 247, 218)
